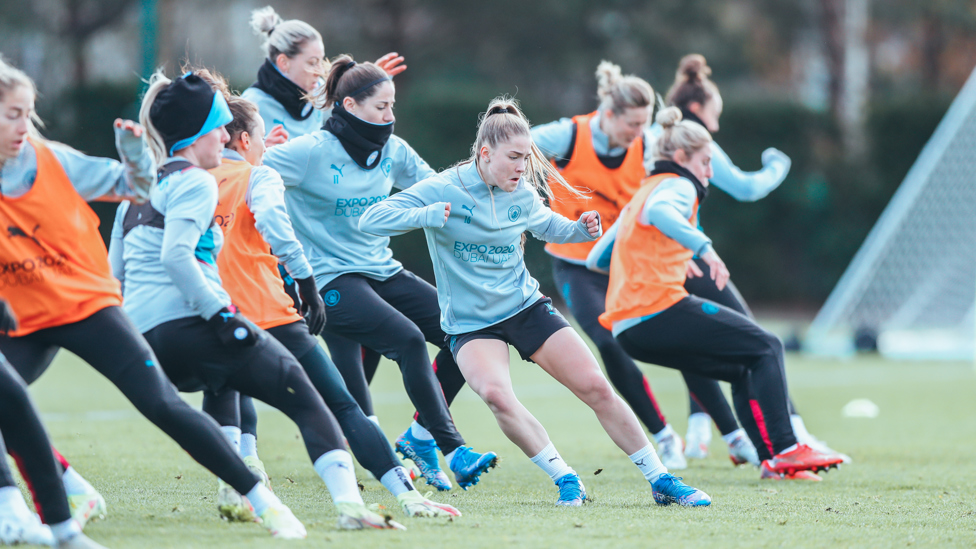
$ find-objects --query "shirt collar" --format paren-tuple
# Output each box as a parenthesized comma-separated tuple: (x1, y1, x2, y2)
(589, 113, 628, 157)
(222, 148, 246, 162)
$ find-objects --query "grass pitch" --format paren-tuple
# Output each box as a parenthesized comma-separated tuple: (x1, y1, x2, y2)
(27, 343, 976, 548)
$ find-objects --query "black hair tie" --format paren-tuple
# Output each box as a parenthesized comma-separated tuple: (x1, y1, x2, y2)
(345, 61, 357, 70)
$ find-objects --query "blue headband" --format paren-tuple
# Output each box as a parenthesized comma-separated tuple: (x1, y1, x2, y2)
(169, 91, 233, 156)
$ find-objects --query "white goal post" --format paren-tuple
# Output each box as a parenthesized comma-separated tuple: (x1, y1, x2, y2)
(805, 67, 976, 360)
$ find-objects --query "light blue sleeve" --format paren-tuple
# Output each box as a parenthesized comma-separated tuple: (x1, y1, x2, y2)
(359, 178, 448, 236)
(708, 141, 791, 202)
(390, 137, 437, 191)
(160, 182, 228, 319)
(52, 125, 156, 202)
(643, 178, 712, 256)
(525, 189, 600, 243)
(642, 127, 657, 173)
(108, 202, 128, 284)
(262, 134, 313, 187)
(246, 166, 312, 280)
(530, 118, 575, 160)
(586, 218, 619, 274)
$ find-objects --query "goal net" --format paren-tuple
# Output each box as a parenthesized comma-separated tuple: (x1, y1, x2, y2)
(805, 67, 976, 360)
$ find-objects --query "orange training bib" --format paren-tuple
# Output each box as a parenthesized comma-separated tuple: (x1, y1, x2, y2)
(546, 112, 646, 261)
(210, 158, 301, 329)
(0, 138, 122, 335)
(600, 173, 698, 329)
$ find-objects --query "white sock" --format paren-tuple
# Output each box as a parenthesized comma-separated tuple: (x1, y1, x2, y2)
(652, 424, 676, 444)
(0, 485, 22, 508)
(790, 414, 811, 441)
(240, 433, 258, 459)
(409, 420, 434, 441)
(379, 466, 415, 497)
(61, 467, 94, 496)
(245, 482, 281, 516)
(313, 450, 363, 504)
(777, 443, 799, 455)
(220, 426, 242, 455)
(50, 519, 81, 543)
(687, 413, 711, 435)
(529, 443, 575, 482)
(722, 428, 747, 445)
(629, 444, 668, 482)
(367, 415, 381, 427)
(444, 449, 457, 468)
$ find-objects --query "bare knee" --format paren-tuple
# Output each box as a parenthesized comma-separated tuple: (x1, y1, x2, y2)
(575, 376, 617, 408)
(478, 383, 518, 416)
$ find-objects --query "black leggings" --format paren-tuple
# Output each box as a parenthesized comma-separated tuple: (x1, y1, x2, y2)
(203, 321, 401, 480)
(144, 316, 345, 468)
(0, 356, 72, 525)
(616, 296, 796, 461)
(0, 307, 260, 496)
(551, 259, 669, 434)
(684, 257, 798, 419)
(321, 271, 465, 454)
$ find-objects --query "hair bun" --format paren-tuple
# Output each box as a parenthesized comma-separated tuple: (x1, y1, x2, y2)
(595, 60, 622, 100)
(655, 106, 683, 129)
(678, 54, 711, 83)
(250, 6, 282, 36)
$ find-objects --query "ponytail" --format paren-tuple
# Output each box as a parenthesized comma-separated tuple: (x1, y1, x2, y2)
(653, 106, 712, 161)
(665, 54, 718, 111)
(467, 96, 582, 200)
(250, 6, 321, 61)
(595, 60, 654, 115)
(306, 54, 388, 109)
(138, 71, 172, 165)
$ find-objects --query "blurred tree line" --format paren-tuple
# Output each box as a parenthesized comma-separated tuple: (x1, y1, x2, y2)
(4, 0, 974, 311)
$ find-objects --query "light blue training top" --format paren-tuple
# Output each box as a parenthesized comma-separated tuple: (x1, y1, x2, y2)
(241, 87, 325, 140)
(220, 149, 312, 280)
(0, 126, 154, 201)
(587, 175, 710, 336)
(647, 124, 791, 202)
(110, 159, 230, 333)
(360, 160, 599, 334)
(262, 130, 435, 288)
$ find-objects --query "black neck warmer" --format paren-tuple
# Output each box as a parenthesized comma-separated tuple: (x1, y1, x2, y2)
(323, 104, 394, 170)
(252, 59, 314, 121)
(650, 160, 709, 206)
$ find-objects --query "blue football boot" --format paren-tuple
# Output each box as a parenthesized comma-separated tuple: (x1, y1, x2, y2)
(651, 473, 711, 507)
(554, 473, 587, 506)
(448, 446, 498, 490)
(395, 429, 452, 491)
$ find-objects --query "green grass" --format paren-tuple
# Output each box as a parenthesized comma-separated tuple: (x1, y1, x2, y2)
(26, 345, 976, 548)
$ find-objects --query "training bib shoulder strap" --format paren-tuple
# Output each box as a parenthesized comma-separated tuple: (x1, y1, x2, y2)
(122, 160, 194, 237)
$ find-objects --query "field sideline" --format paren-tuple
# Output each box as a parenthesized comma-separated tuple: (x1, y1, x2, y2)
(23, 339, 976, 548)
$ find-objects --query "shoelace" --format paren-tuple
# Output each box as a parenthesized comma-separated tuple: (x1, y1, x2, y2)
(451, 447, 471, 470)
(655, 474, 697, 498)
(556, 475, 583, 502)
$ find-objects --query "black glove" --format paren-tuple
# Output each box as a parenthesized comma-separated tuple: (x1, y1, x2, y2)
(295, 276, 326, 336)
(207, 305, 257, 347)
(0, 300, 17, 336)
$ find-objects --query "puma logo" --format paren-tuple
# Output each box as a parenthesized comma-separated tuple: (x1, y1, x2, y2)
(461, 204, 476, 224)
(548, 457, 561, 463)
(331, 163, 345, 177)
(7, 224, 41, 247)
